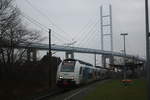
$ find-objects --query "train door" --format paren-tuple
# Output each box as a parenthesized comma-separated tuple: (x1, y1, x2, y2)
(79, 67, 83, 83)
(82, 67, 89, 83)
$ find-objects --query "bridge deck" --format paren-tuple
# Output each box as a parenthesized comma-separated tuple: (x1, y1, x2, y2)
(17, 43, 145, 62)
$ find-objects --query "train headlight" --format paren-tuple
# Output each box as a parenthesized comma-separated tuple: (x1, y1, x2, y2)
(59, 76, 63, 79)
(71, 76, 74, 80)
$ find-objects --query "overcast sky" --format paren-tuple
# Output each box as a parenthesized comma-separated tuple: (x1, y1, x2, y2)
(15, 0, 149, 64)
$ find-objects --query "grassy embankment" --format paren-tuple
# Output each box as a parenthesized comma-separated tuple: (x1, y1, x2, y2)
(84, 79, 147, 100)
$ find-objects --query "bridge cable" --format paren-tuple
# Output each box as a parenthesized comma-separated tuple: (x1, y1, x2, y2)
(73, 16, 99, 41)
(77, 20, 99, 47)
(21, 13, 69, 43)
(24, 0, 73, 40)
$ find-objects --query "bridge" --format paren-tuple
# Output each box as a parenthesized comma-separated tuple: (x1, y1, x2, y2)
(6, 4, 144, 68)
(0, 4, 145, 68)
(17, 43, 145, 64)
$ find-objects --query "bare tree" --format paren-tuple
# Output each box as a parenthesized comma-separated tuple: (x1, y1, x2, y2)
(0, 0, 43, 65)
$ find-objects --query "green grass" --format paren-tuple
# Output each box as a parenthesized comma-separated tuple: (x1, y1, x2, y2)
(84, 79, 147, 100)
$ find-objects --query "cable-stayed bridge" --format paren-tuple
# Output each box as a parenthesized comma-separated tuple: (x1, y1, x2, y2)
(6, 3, 145, 67)
(18, 43, 145, 62)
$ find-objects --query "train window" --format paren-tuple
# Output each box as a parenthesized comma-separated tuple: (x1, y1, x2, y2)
(61, 61, 75, 72)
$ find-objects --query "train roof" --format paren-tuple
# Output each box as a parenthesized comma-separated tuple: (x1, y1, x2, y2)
(63, 58, 93, 67)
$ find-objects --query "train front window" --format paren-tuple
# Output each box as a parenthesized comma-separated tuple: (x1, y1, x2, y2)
(61, 61, 75, 72)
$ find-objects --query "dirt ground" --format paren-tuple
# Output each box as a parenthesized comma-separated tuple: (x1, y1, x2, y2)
(0, 80, 50, 100)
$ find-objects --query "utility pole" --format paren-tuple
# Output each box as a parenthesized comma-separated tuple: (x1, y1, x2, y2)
(49, 29, 51, 57)
(145, 0, 150, 99)
(49, 29, 52, 88)
(120, 33, 128, 80)
(100, 6, 103, 51)
(94, 53, 96, 66)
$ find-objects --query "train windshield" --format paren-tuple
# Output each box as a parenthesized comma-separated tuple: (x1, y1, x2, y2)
(61, 61, 75, 72)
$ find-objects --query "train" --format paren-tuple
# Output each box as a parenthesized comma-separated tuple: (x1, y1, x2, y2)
(56, 58, 110, 86)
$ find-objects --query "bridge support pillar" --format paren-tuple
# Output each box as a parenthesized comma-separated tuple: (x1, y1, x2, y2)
(102, 55, 106, 68)
(27, 49, 37, 62)
(102, 55, 114, 68)
(32, 49, 37, 62)
(65, 51, 74, 59)
(109, 56, 114, 65)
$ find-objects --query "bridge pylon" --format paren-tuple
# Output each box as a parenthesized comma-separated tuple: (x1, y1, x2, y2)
(100, 5, 114, 68)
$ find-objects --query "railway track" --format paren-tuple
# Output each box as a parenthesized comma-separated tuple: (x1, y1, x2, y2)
(28, 88, 66, 100)
(31, 79, 109, 100)
(28, 86, 78, 100)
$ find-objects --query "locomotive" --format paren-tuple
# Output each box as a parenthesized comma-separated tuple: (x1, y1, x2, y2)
(56, 58, 109, 86)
